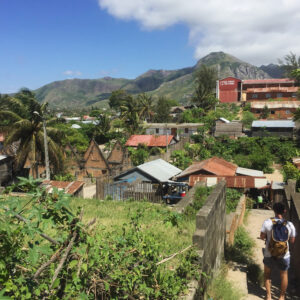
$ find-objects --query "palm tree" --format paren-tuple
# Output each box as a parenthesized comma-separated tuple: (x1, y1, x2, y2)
(120, 96, 141, 135)
(0, 89, 64, 178)
(136, 93, 154, 122)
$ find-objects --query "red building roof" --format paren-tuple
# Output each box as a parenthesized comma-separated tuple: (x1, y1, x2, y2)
(243, 78, 295, 85)
(177, 157, 237, 178)
(42, 180, 84, 195)
(125, 135, 175, 147)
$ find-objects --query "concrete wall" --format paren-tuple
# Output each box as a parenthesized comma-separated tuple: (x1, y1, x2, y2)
(193, 181, 226, 275)
(284, 180, 300, 287)
(226, 195, 247, 245)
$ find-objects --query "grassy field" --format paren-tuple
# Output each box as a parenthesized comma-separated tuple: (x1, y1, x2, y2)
(70, 197, 196, 258)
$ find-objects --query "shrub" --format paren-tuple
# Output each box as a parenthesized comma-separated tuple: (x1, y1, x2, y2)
(226, 188, 243, 214)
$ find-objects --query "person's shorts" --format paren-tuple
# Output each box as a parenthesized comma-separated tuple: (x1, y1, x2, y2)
(263, 256, 290, 271)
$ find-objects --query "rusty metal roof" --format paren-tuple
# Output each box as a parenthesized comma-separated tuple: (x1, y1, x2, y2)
(177, 157, 237, 178)
(42, 180, 84, 195)
(243, 78, 295, 84)
(125, 135, 175, 147)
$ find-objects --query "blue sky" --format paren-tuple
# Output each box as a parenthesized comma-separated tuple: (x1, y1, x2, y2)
(1, 0, 300, 94)
(0, 0, 195, 93)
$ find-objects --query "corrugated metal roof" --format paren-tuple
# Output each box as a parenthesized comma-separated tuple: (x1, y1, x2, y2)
(219, 117, 230, 123)
(125, 135, 175, 147)
(251, 101, 300, 109)
(177, 157, 237, 178)
(144, 123, 203, 129)
(252, 120, 295, 128)
(243, 78, 295, 84)
(42, 180, 84, 195)
(137, 159, 182, 182)
(0, 155, 8, 161)
(271, 181, 285, 190)
(236, 167, 264, 177)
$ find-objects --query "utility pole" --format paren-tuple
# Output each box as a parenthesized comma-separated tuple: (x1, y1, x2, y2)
(34, 111, 50, 180)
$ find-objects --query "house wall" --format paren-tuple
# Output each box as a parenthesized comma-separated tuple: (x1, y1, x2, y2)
(84, 144, 110, 177)
(251, 127, 294, 138)
(218, 77, 241, 103)
(145, 127, 199, 138)
(251, 107, 296, 119)
(246, 91, 296, 101)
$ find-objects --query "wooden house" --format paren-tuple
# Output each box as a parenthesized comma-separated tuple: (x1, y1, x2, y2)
(214, 119, 244, 138)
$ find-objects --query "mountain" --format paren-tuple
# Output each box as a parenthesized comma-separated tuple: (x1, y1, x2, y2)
(34, 52, 279, 108)
(259, 63, 286, 78)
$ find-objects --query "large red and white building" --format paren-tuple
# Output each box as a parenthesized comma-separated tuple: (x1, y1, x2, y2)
(217, 77, 298, 103)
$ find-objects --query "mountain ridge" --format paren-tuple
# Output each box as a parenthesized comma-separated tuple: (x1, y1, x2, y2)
(34, 52, 283, 108)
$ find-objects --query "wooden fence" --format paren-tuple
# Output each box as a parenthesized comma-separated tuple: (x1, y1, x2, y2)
(96, 179, 163, 203)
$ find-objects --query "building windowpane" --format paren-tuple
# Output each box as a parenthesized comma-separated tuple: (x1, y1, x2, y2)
(266, 93, 271, 98)
(252, 94, 258, 99)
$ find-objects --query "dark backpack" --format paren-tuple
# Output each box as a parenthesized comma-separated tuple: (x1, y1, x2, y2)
(268, 218, 289, 258)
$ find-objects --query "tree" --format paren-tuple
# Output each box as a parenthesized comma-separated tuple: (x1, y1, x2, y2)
(192, 65, 218, 111)
(279, 52, 300, 88)
(242, 111, 256, 129)
(136, 93, 154, 122)
(109, 90, 131, 111)
(0, 90, 64, 178)
(153, 96, 172, 123)
(260, 105, 270, 119)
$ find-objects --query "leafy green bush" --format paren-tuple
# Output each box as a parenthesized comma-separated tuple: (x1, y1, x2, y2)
(226, 188, 243, 214)
(0, 181, 200, 299)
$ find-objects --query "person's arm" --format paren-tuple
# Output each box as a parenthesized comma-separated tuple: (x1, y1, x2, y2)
(260, 232, 267, 240)
(289, 237, 295, 244)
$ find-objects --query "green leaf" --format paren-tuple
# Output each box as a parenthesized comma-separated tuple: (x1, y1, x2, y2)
(69, 260, 78, 269)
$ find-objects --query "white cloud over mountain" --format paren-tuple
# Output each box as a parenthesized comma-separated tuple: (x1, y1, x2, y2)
(98, 0, 300, 65)
(63, 70, 82, 76)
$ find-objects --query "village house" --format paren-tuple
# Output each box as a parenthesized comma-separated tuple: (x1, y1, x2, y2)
(114, 158, 181, 183)
(176, 156, 268, 189)
(107, 141, 132, 176)
(125, 135, 177, 148)
(144, 123, 203, 140)
(250, 101, 300, 119)
(214, 118, 244, 138)
(169, 106, 186, 119)
(251, 120, 295, 138)
(217, 77, 299, 103)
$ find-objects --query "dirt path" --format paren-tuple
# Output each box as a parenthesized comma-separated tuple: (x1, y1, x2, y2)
(244, 209, 300, 300)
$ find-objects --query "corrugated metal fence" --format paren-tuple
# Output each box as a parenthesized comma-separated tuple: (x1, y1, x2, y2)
(96, 179, 163, 202)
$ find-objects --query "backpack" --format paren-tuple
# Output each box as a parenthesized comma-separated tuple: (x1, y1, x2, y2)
(268, 218, 290, 258)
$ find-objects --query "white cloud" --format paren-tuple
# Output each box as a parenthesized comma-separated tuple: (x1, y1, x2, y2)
(63, 70, 82, 76)
(98, 0, 300, 65)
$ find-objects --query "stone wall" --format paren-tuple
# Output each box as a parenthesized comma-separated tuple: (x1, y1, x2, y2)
(192, 181, 226, 275)
(226, 195, 247, 245)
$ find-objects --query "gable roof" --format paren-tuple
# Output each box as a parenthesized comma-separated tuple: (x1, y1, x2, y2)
(115, 159, 182, 182)
(107, 140, 124, 163)
(125, 135, 175, 147)
(84, 139, 110, 169)
(177, 157, 237, 178)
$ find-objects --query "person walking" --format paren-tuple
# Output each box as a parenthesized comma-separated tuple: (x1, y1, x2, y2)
(260, 202, 296, 300)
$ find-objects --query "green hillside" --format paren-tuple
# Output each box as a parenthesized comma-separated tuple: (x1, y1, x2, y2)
(34, 52, 275, 108)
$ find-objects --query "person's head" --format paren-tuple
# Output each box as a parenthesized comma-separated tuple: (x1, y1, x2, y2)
(273, 202, 285, 215)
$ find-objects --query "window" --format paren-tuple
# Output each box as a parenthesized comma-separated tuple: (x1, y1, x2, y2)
(286, 110, 291, 114)
(156, 128, 159, 134)
(271, 111, 275, 114)
(252, 94, 258, 99)
(185, 128, 189, 134)
(277, 93, 283, 98)
(256, 110, 260, 114)
(292, 93, 297, 98)
(102, 170, 107, 174)
(266, 93, 271, 98)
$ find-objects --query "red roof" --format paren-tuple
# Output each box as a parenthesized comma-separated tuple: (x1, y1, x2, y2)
(243, 78, 295, 85)
(125, 135, 175, 147)
(42, 180, 84, 195)
(177, 157, 237, 178)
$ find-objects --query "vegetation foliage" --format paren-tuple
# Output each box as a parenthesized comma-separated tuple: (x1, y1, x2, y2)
(0, 180, 200, 299)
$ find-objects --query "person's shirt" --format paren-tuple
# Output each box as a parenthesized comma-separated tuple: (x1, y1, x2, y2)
(261, 218, 296, 258)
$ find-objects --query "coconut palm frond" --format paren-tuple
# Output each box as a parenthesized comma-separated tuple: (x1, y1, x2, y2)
(0, 110, 22, 123)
